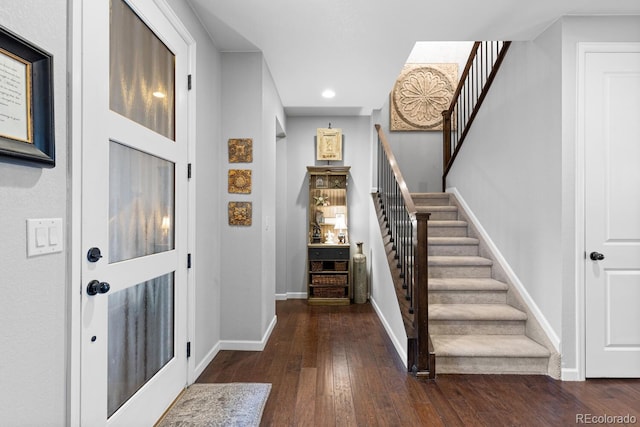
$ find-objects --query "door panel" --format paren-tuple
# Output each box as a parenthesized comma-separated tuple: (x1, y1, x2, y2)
(585, 48, 640, 377)
(81, 0, 189, 425)
(604, 272, 640, 346)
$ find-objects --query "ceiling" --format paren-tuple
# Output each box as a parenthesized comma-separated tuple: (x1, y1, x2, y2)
(186, 0, 640, 116)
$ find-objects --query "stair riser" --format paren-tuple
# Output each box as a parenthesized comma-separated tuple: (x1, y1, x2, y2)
(413, 197, 450, 206)
(429, 265, 492, 278)
(428, 227, 468, 237)
(435, 356, 549, 375)
(423, 211, 458, 221)
(429, 320, 525, 335)
(428, 245, 478, 256)
(429, 291, 507, 304)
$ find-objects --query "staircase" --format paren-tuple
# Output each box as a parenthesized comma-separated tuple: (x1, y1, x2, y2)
(414, 192, 558, 376)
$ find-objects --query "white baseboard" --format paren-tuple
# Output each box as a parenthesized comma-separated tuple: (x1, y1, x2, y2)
(219, 315, 278, 352)
(561, 368, 581, 381)
(370, 297, 408, 369)
(193, 342, 221, 381)
(275, 292, 307, 300)
(447, 187, 561, 352)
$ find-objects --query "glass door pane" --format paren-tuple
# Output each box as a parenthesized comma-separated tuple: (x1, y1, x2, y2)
(109, 141, 175, 263)
(107, 273, 175, 417)
(110, 0, 175, 140)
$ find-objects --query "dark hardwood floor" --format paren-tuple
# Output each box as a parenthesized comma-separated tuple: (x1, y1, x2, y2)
(197, 300, 640, 426)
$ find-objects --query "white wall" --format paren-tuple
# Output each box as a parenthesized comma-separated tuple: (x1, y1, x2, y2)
(220, 52, 282, 344)
(220, 53, 264, 341)
(446, 26, 564, 348)
(167, 0, 224, 377)
(368, 190, 409, 366)
(378, 42, 473, 193)
(275, 126, 288, 297)
(284, 116, 373, 296)
(0, 1, 68, 425)
(261, 62, 285, 332)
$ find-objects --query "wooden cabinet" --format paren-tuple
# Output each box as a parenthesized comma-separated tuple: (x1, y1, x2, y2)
(307, 166, 350, 305)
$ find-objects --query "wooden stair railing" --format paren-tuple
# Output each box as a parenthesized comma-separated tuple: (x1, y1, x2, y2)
(442, 41, 511, 190)
(375, 124, 434, 379)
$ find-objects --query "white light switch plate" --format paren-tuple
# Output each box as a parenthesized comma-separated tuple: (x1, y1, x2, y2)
(27, 218, 63, 257)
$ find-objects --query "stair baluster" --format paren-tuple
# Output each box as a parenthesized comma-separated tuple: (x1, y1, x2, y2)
(442, 41, 511, 190)
(375, 124, 434, 378)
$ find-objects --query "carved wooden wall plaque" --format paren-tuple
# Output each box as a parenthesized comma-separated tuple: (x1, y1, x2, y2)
(390, 63, 458, 131)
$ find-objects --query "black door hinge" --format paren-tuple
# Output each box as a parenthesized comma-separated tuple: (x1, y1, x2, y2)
(187, 341, 191, 358)
(188, 74, 192, 90)
(187, 163, 192, 179)
(187, 253, 192, 269)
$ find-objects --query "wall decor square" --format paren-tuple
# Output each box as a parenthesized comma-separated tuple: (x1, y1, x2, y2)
(228, 201, 252, 226)
(228, 138, 253, 163)
(390, 63, 458, 131)
(228, 169, 252, 194)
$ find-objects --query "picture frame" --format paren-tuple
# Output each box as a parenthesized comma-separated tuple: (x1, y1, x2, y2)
(0, 26, 55, 166)
(316, 128, 342, 161)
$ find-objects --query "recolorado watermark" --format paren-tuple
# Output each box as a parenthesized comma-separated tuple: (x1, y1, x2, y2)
(576, 413, 637, 424)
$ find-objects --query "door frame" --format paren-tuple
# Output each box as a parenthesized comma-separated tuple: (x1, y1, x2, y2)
(575, 42, 640, 382)
(68, 1, 197, 424)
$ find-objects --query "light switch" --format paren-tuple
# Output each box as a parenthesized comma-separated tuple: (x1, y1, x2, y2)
(27, 218, 63, 257)
(49, 226, 59, 246)
(36, 227, 47, 247)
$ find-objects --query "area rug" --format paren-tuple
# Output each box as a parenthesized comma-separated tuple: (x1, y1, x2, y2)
(157, 383, 271, 427)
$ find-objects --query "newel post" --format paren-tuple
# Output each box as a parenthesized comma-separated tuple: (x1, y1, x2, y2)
(414, 211, 431, 375)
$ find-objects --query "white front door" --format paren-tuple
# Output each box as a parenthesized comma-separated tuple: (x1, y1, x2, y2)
(584, 44, 640, 377)
(80, 0, 189, 424)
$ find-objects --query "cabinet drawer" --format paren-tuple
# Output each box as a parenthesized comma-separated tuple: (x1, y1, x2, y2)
(308, 247, 349, 260)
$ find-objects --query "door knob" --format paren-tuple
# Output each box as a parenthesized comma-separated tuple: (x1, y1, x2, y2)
(87, 280, 111, 296)
(590, 251, 605, 261)
(87, 247, 103, 263)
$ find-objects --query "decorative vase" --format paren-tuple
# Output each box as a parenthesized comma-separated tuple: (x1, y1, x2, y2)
(353, 241, 367, 304)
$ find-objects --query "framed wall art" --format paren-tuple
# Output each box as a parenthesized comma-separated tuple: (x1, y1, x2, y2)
(316, 127, 342, 161)
(228, 138, 253, 163)
(0, 27, 55, 165)
(228, 169, 252, 194)
(228, 202, 252, 226)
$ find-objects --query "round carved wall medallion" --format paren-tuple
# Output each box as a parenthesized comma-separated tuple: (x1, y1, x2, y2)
(390, 63, 457, 131)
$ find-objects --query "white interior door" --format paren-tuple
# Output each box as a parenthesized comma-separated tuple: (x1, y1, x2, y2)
(585, 45, 640, 378)
(80, 0, 189, 424)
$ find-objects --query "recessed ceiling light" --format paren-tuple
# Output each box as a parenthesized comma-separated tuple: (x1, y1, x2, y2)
(322, 89, 336, 99)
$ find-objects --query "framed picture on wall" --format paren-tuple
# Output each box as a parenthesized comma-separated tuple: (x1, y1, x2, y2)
(316, 127, 342, 161)
(0, 27, 55, 166)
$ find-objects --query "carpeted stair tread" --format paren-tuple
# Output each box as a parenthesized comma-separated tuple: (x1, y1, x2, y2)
(429, 303, 527, 321)
(431, 334, 550, 358)
(429, 277, 508, 292)
(428, 256, 493, 266)
(411, 192, 449, 198)
(428, 237, 479, 245)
